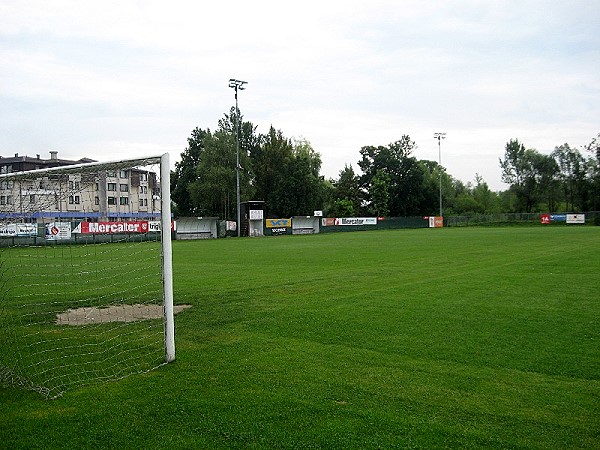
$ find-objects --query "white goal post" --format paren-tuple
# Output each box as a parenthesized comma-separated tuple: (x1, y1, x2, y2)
(0, 153, 175, 398)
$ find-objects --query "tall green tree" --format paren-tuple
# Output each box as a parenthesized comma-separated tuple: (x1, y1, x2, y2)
(499, 139, 555, 212)
(472, 174, 501, 214)
(370, 169, 391, 216)
(187, 109, 257, 219)
(272, 139, 327, 217)
(552, 143, 587, 211)
(330, 164, 362, 217)
(535, 153, 560, 211)
(250, 130, 327, 217)
(417, 159, 449, 215)
(251, 126, 294, 217)
(359, 136, 430, 216)
(584, 133, 600, 211)
(170, 127, 208, 216)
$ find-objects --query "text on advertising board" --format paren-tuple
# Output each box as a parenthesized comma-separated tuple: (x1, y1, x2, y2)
(74, 221, 149, 234)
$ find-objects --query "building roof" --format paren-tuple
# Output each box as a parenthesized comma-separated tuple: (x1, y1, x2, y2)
(0, 152, 97, 172)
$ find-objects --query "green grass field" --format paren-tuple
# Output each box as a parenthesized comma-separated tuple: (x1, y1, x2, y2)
(1, 227, 599, 449)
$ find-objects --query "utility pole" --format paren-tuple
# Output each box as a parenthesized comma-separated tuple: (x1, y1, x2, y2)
(433, 132, 446, 217)
(228, 79, 247, 237)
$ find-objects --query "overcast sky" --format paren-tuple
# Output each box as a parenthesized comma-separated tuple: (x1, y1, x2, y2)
(1, 1, 599, 190)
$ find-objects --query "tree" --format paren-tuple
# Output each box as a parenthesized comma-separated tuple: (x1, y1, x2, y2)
(552, 143, 589, 211)
(330, 164, 362, 217)
(417, 159, 449, 215)
(187, 109, 257, 219)
(249, 130, 327, 217)
(358, 135, 428, 216)
(584, 133, 600, 211)
(499, 139, 553, 212)
(535, 153, 560, 211)
(170, 127, 208, 216)
(370, 169, 391, 216)
(188, 129, 236, 218)
(472, 174, 501, 214)
(278, 138, 327, 216)
(251, 126, 294, 217)
(330, 198, 356, 217)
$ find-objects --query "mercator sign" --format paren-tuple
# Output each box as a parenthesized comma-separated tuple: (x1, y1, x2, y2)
(334, 217, 377, 226)
(73, 221, 149, 234)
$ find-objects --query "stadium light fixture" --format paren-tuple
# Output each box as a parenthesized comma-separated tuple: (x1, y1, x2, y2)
(433, 132, 446, 217)
(228, 79, 247, 237)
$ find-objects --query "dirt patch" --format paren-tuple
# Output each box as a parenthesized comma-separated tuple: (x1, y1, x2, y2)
(56, 304, 192, 326)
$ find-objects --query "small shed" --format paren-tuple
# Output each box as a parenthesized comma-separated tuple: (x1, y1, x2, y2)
(175, 217, 218, 239)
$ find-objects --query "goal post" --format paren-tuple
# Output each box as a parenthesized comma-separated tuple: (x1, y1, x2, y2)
(0, 153, 176, 398)
(160, 152, 175, 363)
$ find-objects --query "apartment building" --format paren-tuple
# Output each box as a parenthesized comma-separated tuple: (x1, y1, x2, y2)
(0, 151, 160, 223)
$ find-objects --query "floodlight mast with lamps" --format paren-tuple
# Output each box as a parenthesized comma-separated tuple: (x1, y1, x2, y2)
(433, 132, 446, 218)
(228, 79, 247, 237)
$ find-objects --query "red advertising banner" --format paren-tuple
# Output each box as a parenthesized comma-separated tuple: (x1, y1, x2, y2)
(540, 214, 551, 224)
(74, 221, 149, 234)
(428, 216, 444, 228)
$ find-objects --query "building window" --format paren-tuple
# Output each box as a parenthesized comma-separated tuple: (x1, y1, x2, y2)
(74, 195, 80, 204)
(119, 170, 128, 178)
(95, 196, 100, 205)
(140, 173, 147, 182)
(107, 171, 117, 177)
(69, 195, 74, 204)
(1, 195, 13, 205)
(108, 196, 117, 205)
(30, 194, 36, 204)
(107, 183, 117, 191)
(119, 183, 129, 192)
(120, 197, 129, 206)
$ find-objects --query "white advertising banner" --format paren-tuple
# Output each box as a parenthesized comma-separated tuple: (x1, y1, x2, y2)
(0, 223, 37, 237)
(334, 217, 377, 226)
(46, 222, 72, 240)
(249, 209, 263, 220)
(566, 214, 585, 224)
(148, 220, 176, 232)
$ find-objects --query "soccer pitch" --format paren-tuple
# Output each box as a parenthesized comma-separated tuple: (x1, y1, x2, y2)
(1, 227, 599, 449)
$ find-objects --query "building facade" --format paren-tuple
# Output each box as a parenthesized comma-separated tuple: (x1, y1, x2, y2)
(0, 151, 160, 223)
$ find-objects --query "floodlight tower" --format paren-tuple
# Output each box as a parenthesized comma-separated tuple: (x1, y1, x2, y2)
(433, 132, 446, 217)
(228, 78, 247, 237)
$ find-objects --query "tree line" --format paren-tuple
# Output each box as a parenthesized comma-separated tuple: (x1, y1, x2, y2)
(170, 109, 599, 218)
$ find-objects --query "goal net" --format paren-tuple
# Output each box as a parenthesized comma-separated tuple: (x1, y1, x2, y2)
(0, 154, 175, 399)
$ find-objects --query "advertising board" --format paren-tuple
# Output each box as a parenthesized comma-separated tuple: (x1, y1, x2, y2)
(73, 221, 149, 234)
